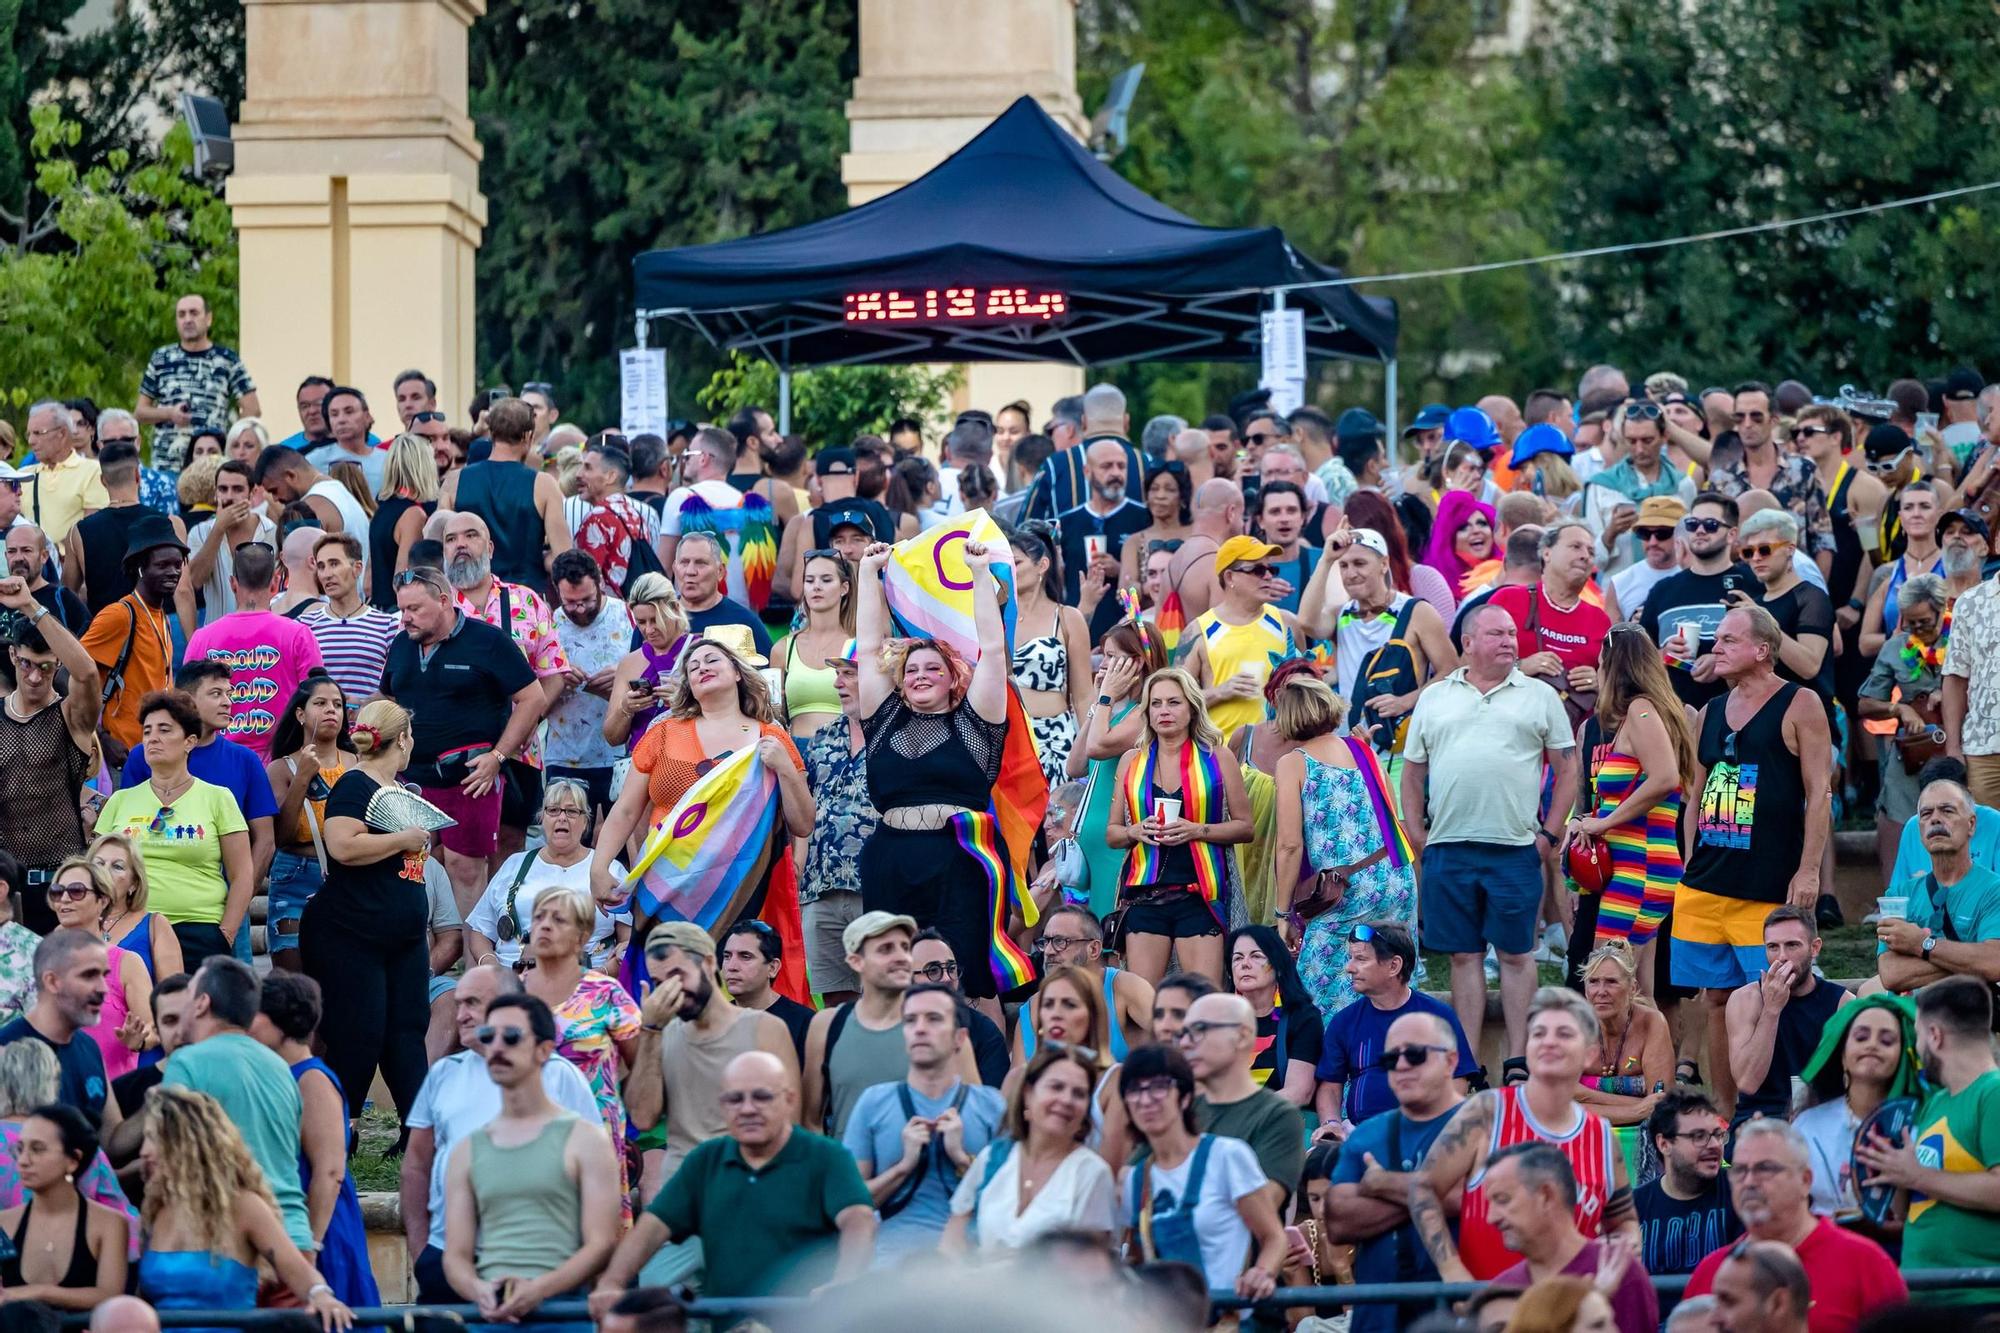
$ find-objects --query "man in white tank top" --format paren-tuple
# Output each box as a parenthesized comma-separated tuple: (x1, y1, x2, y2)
(252, 446, 370, 579)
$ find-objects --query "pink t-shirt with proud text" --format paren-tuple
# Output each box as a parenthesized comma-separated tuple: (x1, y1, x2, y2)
(184, 610, 325, 759)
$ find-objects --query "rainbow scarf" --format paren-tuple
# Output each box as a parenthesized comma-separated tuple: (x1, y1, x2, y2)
(952, 809, 1038, 991)
(1121, 740, 1227, 919)
(1340, 736, 1413, 869)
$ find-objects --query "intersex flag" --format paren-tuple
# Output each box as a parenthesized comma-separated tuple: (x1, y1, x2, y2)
(620, 745, 807, 1001)
(881, 514, 1048, 989)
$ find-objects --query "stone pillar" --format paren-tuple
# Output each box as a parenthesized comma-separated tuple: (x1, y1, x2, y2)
(226, 0, 487, 439)
(843, 0, 1086, 436)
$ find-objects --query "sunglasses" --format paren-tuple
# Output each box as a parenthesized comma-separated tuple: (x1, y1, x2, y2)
(475, 1025, 530, 1048)
(1376, 1044, 1454, 1071)
(1624, 402, 1663, 421)
(1350, 923, 1380, 945)
(1232, 563, 1277, 579)
(1245, 431, 1287, 446)
(1866, 449, 1912, 475)
(147, 805, 176, 835)
(411, 411, 447, 425)
(1793, 425, 1839, 441)
(1634, 526, 1676, 542)
(392, 568, 447, 592)
(46, 883, 95, 902)
(1682, 517, 1728, 535)
(522, 381, 555, 398)
(1739, 542, 1790, 560)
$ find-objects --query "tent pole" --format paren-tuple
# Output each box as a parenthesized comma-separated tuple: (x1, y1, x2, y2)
(1384, 358, 1400, 455)
(778, 359, 792, 433)
(634, 311, 648, 350)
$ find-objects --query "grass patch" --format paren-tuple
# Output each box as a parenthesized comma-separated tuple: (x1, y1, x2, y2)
(1414, 922, 1880, 998)
(350, 1104, 404, 1194)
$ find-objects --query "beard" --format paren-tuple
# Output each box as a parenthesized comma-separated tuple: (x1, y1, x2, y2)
(679, 973, 713, 1019)
(1093, 481, 1126, 505)
(446, 551, 490, 590)
(1945, 544, 1984, 579)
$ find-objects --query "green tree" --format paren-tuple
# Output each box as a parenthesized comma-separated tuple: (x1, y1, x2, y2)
(696, 351, 958, 450)
(1529, 0, 2000, 384)
(470, 0, 853, 428)
(0, 108, 238, 419)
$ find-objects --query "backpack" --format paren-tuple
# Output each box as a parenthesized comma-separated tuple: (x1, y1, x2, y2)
(607, 503, 666, 598)
(876, 1082, 973, 1221)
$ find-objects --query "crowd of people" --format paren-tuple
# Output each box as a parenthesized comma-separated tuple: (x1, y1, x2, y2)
(4, 302, 2000, 1332)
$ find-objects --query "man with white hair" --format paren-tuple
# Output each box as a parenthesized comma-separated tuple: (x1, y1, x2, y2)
(1875, 778, 2000, 992)
(1023, 382, 1144, 523)
(1731, 508, 1834, 706)
(1682, 1118, 1903, 1326)
(1140, 413, 1186, 463)
(18, 400, 106, 545)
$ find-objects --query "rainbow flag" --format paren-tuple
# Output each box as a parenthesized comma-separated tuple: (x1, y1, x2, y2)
(1156, 588, 1186, 654)
(623, 746, 778, 935)
(1341, 736, 1413, 869)
(952, 810, 1037, 992)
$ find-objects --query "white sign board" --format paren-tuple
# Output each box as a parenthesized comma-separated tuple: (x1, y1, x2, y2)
(619, 348, 668, 437)
(1259, 308, 1306, 417)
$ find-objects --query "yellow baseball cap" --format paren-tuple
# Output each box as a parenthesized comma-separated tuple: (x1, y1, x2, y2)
(1214, 534, 1284, 576)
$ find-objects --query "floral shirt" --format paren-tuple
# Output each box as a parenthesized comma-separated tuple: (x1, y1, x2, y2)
(457, 580, 570, 768)
(1944, 577, 2000, 756)
(575, 494, 662, 592)
(554, 971, 642, 1223)
(0, 923, 36, 1027)
(138, 467, 179, 515)
(1708, 453, 1834, 557)
(801, 723, 877, 904)
(546, 597, 635, 771)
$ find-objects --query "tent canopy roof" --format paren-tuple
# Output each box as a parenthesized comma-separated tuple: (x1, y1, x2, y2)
(633, 96, 1395, 367)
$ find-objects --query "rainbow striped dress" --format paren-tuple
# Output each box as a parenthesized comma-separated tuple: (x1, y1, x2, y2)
(1589, 752, 1682, 942)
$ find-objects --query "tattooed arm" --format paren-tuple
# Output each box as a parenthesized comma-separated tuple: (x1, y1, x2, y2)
(1406, 1090, 1493, 1284)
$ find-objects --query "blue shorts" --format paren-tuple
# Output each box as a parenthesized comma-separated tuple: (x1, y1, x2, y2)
(428, 975, 457, 1005)
(1420, 841, 1544, 957)
(267, 850, 324, 937)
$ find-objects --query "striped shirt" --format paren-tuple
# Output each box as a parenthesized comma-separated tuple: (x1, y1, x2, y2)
(298, 602, 400, 715)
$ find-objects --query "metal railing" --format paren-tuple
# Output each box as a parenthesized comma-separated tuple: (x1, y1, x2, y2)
(53, 1269, 2000, 1327)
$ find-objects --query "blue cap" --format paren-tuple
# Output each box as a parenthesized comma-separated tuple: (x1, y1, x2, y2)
(1404, 403, 1451, 435)
(1444, 407, 1500, 450)
(1336, 407, 1384, 445)
(1510, 423, 1574, 468)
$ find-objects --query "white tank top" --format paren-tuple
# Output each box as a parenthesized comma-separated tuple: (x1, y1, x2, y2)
(307, 478, 371, 574)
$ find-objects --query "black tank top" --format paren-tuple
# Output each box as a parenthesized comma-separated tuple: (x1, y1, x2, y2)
(453, 461, 546, 593)
(0, 1196, 95, 1291)
(1684, 681, 1807, 901)
(1735, 978, 1849, 1120)
(0, 698, 92, 870)
(861, 694, 1006, 813)
(368, 496, 435, 609)
(1827, 464, 1863, 610)
(73, 505, 148, 615)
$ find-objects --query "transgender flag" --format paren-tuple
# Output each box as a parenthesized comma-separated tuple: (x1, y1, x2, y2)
(622, 746, 779, 934)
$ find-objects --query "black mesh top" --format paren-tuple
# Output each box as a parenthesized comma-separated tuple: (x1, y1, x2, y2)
(862, 693, 1007, 812)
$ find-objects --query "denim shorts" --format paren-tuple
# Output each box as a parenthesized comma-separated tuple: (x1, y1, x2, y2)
(1419, 840, 1544, 957)
(267, 850, 324, 936)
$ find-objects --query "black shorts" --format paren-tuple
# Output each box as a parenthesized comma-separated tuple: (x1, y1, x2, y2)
(500, 759, 544, 829)
(1119, 886, 1223, 941)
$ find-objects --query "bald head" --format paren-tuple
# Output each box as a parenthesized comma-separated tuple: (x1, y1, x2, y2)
(1193, 478, 1245, 523)
(1171, 428, 1210, 465)
(91, 1298, 161, 1333)
(721, 1049, 795, 1148)
(1477, 395, 1524, 443)
(1734, 488, 1779, 518)
(1385, 1009, 1457, 1051)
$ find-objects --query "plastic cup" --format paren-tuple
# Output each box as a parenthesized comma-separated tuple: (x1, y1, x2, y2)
(1877, 896, 1909, 921)
(1084, 534, 1109, 563)
(1153, 797, 1183, 825)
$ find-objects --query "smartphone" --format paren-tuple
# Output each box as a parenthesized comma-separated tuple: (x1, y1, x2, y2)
(627, 678, 652, 694)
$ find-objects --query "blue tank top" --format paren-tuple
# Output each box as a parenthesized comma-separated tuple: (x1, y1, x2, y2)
(1881, 552, 1944, 634)
(1023, 966, 1129, 1062)
(138, 1250, 259, 1332)
(115, 913, 156, 980)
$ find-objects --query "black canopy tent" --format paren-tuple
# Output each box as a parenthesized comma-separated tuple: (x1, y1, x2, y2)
(632, 95, 1398, 424)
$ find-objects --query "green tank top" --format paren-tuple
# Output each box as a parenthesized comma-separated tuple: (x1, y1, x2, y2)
(469, 1113, 581, 1279)
(827, 1009, 909, 1136)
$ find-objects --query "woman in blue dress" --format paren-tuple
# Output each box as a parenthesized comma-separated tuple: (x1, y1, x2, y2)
(250, 972, 381, 1306)
(138, 1087, 355, 1332)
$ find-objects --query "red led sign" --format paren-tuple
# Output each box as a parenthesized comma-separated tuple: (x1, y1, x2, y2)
(844, 287, 1069, 323)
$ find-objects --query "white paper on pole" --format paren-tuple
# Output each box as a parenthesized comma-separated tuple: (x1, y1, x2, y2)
(1259, 308, 1306, 416)
(619, 348, 669, 437)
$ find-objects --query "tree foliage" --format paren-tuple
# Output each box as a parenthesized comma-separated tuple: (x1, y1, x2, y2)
(0, 107, 238, 413)
(696, 351, 958, 451)
(469, 0, 853, 428)
(1528, 0, 2000, 385)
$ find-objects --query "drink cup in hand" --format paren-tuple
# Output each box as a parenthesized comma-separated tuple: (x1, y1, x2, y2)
(1153, 797, 1182, 826)
(1876, 895, 1909, 922)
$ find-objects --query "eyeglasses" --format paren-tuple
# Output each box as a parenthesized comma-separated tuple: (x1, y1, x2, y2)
(475, 1025, 529, 1048)
(1726, 1160, 1793, 1181)
(1682, 517, 1728, 535)
(1376, 1044, 1454, 1071)
(1634, 526, 1676, 542)
(1176, 1020, 1244, 1044)
(1039, 934, 1096, 955)
(46, 883, 95, 902)
(411, 411, 447, 425)
(1739, 542, 1790, 560)
(721, 1088, 780, 1107)
(1121, 1076, 1181, 1104)
(1668, 1128, 1729, 1146)
(916, 960, 960, 983)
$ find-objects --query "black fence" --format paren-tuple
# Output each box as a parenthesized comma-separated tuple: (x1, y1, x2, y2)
(53, 1270, 2000, 1328)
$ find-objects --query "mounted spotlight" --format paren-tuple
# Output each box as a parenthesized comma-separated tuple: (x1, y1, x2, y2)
(179, 93, 233, 176)
(1090, 63, 1145, 162)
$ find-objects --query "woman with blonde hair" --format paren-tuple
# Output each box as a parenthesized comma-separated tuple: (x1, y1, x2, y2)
(603, 571, 690, 749)
(225, 418, 269, 467)
(137, 1086, 353, 1329)
(46, 858, 153, 1078)
(942, 1045, 1115, 1254)
(1106, 667, 1253, 985)
(325, 460, 378, 520)
(1563, 624, 1697, 997)
(304, 699, 434, 1125)
(771, 549, 855, 737)
(90, 833, 184, 989)
(0, 1045, 135, 1235)
(1269, 671, 1415, 1014)
(1574, 941, 1673, 1126)
(1504, 1275, 1614, 1333)
(1071, 615, 1169, 919)
(591, 636, 814, 995)
(176, 456, 221, 527)
(1008, 964, 1129, 1163)
(367, 434, 440, 609)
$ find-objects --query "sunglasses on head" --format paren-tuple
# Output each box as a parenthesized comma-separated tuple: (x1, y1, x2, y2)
(1682, 516, 1728, 535)
(475, 1024, 530, 1048)
(1624, 402, 1663, 421)
(411, 411, 447, 425)
(392, 568, 446, 591)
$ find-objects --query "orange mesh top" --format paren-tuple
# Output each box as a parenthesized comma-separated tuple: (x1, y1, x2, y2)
(631, 716, 805, 822)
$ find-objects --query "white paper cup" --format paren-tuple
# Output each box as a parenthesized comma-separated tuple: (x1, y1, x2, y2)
(1877, 896, 1909, 921)
(1084, 534, 1108, 562)
(1153, 797, 1183, 825)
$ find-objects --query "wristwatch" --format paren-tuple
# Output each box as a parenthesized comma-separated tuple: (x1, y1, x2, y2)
(1922, 932, 1938, 958)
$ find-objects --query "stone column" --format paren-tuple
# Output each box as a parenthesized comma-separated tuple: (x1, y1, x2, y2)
(843, 0, 1086, 438)
(226, 0, 488, 438)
